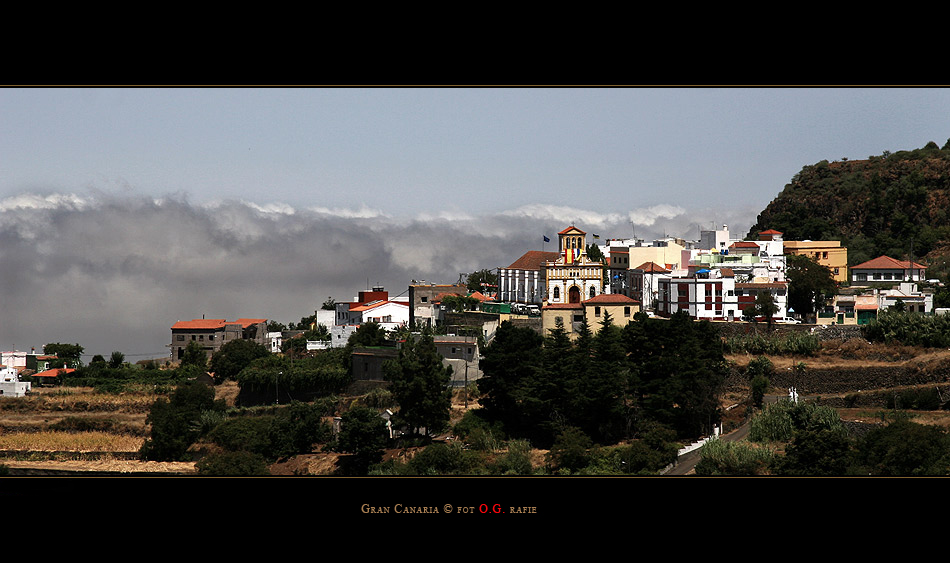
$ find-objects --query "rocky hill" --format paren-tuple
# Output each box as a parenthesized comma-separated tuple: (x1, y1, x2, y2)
(748, 140, 950, 281)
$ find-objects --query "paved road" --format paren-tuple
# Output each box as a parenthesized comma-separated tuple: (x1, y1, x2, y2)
(663, 394, 780, 475)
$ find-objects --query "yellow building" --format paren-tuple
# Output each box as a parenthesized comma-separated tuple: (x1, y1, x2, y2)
(541, 293, 640, 339)
(783, 240, 848, 283)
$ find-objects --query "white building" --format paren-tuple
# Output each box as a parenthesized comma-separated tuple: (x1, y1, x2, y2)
(499, 250, 559, 304)
(1, 365, 30, 397)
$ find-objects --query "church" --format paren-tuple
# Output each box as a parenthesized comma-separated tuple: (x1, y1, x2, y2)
(500, 225, 604, 305)
(544, 225, 604, 303)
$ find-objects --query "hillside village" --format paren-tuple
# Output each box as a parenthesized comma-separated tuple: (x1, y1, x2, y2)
(167, 222, 943, 373)
(3, 215, 950, 477)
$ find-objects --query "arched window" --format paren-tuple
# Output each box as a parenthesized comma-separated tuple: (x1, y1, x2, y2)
(553, 286, 560, 300)
(589, 286, 596, 298)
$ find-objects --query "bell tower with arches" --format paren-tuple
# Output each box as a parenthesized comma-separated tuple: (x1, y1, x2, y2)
(544, 225, 604, 304)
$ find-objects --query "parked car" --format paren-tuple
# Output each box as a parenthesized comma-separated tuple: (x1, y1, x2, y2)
(775, 317, 802, 324)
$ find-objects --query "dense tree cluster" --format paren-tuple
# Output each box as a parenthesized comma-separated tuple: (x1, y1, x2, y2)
(477, 312, 727, 448)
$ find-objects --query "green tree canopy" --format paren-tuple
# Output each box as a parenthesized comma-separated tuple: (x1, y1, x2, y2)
(466, 269, 498, 293)
(209, 338, 271, 383)
(43, 343, 84, 367)
(140, 380, 225, 461)
(383, 329, 453, 437)
(786, 253, 837, 318)
(334, 406, 389, 474)
(180, 340, 207, 369)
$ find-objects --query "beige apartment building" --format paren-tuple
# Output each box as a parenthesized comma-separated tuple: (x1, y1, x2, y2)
(783, 240, 848, 283)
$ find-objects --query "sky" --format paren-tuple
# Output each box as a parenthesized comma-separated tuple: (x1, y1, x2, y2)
(3, 86, 950, 359)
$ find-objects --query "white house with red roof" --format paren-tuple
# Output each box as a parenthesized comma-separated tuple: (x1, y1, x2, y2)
(850, 255, 927, 285)
(626, 261, 672, 310)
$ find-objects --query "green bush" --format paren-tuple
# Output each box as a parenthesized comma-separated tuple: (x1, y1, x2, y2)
(863, 310, 950, 348)
(725, 332, 820, 356)
(491, 439, 534, 475)
(140, 381, 225, 461)
(207, 415, 278, 457)
(694, 439, 775, 476)
(407, 442, 487, 475)
(886, 387, 944, 410)
(196, 451, 270, 476)
(749, 400, 844, 443)
(545, 427, 594, 474)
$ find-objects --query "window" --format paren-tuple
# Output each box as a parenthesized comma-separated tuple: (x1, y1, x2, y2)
(553, 287, 560, 300)
(595, 306, 601, 317)
(624, 306, 631, 317)
(176, 335, 185, 341)
(589, 286, 596, 298)
(421, 296, 428, 303)
(209, 335, 214, 341)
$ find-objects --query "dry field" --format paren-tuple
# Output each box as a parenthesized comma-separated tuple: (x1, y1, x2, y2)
(0, 382, 244, 475)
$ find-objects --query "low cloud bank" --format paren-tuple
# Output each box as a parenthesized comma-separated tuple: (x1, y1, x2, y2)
(0, 192, 756, 358)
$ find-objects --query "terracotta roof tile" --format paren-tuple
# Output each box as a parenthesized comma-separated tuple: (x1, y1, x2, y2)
(542, 302, 583, 310)
(506, 250, 560, 270)
(583, 293, 639, 305)
(851, 255, 927, 270)
(171, 318, 266, 330)
(635, 261, 670, 273)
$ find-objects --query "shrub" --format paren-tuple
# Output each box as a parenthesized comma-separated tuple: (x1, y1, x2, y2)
(407, 442, 486, 475)
(546, 427, 593, 473)
(695, 439, 775, 476)
(491, 439, 534, 475)
(724, 332, 820, 356)
(196, 451, 270, 476)
(139, 381, 224, 461)
(207, 415, 277, 457)
(886, 387, 944, 411)
(749, 400, 844, 443)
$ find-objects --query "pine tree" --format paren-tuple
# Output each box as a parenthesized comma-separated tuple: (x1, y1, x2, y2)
(383, 329, 453, 437)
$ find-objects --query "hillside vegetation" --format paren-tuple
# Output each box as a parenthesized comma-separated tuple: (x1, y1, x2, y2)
(748, 140, 950, 281)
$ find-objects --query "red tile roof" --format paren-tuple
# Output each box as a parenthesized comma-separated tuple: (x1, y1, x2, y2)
(33, 367, 76, 378)
(506, 250, 560, 270)
(350, 301, 408, 312)
(635, 262, 670, 273)
(759, 229, 783, 235)
(171, 319, 227, 330)
(171, 318, 267, 330)
(583, 293, 639, 305)
(851, 255, 927, 270)
(542, 302, 583, 310)
(730, 241, 760, 249)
